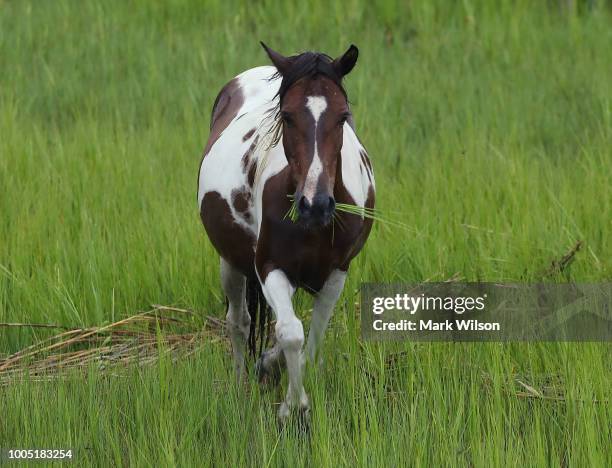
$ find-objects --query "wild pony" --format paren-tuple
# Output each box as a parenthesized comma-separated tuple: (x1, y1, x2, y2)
(198, 43, 375, 422)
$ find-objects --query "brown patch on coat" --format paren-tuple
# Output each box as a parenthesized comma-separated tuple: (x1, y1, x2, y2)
(359, 149, 373, 183)
(232, 187, 253, 224)
(202, 78, 244, 157)
(241, 135, 259, 172)
(200, 191, 255, 277)
(247, 163, 257, 188)
(241, 150, 251, 172)
(242, 128, 256, 142)
(232, 188, 251, 213)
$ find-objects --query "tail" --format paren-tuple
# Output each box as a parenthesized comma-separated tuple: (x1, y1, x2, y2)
(245, 276, 271, 358)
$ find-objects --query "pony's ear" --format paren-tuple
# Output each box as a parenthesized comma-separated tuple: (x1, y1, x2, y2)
(260, 42, 291, 75)
(333, 44, 359, 77)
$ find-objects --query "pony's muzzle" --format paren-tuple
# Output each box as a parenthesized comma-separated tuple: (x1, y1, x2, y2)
(297, 194, 335, 226)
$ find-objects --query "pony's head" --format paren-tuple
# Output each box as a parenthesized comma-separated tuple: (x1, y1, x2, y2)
(261, 42, 358, 227)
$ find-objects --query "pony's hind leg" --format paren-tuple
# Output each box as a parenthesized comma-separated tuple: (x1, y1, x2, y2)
(220, 258, 250, 383)
(256, 341, 285, 387)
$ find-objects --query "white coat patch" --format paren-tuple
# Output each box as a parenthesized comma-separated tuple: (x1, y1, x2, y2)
(302, 96, 328, 202)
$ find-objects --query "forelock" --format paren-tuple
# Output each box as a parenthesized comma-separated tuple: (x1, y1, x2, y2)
(272, 52, 347, 102)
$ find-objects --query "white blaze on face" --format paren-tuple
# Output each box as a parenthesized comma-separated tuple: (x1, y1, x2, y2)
(302, 96, 328, 203)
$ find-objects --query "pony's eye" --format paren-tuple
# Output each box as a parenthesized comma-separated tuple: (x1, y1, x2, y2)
(281, 113, 294, 127)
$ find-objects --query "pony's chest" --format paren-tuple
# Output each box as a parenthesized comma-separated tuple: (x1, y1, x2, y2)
(257, 219, 362, 290)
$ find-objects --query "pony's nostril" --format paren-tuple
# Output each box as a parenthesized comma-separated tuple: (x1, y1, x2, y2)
(308, 194, 334, 218)
(297, 196, 310, 215)
(328, 197, 336, 213)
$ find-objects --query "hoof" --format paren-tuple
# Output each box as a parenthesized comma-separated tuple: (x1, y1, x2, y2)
(277, 402, 310, 432)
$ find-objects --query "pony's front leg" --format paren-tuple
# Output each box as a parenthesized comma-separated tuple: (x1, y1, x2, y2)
(305, 269, 347, 364)
(259, 269, 309, 422)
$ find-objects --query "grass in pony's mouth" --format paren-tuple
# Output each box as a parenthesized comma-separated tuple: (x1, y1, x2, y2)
(335, 203, 414, 230)
(284, 195, 299, 222)
(284, 195, 411, 230)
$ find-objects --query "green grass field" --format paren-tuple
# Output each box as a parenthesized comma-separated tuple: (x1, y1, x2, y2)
(1, 0, 610, 465)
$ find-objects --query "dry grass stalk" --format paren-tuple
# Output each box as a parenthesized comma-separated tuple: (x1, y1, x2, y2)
(544, 240, 582, 278)
(0, 305, 227, 386)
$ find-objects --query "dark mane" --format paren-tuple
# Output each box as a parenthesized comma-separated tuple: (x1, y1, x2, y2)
(273, 51, 348, 102)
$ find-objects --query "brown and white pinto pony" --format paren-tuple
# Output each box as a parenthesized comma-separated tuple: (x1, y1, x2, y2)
(198, 43, 375, 422)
